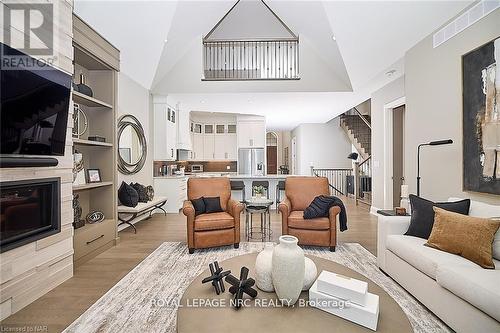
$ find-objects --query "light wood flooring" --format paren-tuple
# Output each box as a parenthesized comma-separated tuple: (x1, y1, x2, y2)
(0, 198, 376, 333)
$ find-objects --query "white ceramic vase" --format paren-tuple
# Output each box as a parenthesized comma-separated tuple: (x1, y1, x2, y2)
(272, 235, 305, 306)
(302, 257, 318, 291)
(255, 243, 275, 292)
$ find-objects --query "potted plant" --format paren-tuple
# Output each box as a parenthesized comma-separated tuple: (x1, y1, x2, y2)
(253, 185, 265, 198)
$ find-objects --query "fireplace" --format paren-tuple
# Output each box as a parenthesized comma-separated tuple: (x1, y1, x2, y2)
(0, 177, 60, 253)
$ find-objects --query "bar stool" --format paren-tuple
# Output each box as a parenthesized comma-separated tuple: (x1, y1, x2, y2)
(275, 180, 285, 210)
(230, 181, 246, 202)
(251, 181, 269, 198)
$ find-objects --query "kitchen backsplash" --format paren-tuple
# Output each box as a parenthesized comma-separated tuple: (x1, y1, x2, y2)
(153, 160, 237, 176)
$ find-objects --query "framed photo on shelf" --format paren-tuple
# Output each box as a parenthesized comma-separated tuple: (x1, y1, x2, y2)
(86, 169, 102, 183)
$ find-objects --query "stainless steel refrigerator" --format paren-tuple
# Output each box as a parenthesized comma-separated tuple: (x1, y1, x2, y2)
(238, 148, 265, 175)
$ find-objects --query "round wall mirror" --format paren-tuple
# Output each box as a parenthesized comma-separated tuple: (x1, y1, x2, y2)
(117, 115, 147, 175)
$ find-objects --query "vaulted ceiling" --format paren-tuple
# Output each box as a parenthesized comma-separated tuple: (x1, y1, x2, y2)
(74, 0, 472, 129)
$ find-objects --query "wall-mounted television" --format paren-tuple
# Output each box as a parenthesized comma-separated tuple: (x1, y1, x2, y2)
(1, 42, 72, 157)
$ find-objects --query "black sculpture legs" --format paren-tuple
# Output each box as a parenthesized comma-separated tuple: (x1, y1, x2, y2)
(201, 261, 231, 295)
(225, 266, 258, 309)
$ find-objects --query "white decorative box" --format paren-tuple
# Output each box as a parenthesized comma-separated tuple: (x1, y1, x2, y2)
(309, 281, 379, 331)
(317, 270, 368, 306)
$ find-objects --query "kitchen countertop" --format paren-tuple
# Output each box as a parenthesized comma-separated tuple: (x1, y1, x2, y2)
(229, 174, 289, 179)
(154, 173, 291, 179)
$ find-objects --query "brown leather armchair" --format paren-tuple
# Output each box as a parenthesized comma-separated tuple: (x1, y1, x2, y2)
(182, 177, 244, 254)
(278, 176, 340, 251)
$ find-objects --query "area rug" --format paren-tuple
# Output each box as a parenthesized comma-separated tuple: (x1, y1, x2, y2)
(63, 242, 450, 333)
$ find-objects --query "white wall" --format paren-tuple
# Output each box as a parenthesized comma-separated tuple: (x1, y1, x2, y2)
(404, 8, 500, 204)
(371, 7, 500, 209)
(291, 118, 352, 175)
(208, 0, 293, 40)
(370, 77, 405, 209)
(152, 36, 351, 94)
(117, 73, 153, 187)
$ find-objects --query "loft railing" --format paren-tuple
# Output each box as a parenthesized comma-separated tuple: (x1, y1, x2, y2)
(202, 39, 300, 81)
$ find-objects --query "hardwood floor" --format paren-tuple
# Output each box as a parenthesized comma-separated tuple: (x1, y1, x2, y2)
(0, 198, 376, 333)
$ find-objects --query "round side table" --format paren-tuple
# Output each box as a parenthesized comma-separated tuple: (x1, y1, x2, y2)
(244, 199, 273, 241)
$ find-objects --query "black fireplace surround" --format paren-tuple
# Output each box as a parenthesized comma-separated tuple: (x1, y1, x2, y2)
(0, 177, 61, 253)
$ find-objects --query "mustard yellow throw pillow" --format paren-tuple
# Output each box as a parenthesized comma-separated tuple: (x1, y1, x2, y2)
(425, 207, 500, 269)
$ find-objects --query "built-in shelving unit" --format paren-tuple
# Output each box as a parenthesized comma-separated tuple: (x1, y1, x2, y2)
(73, 138, 113, 147)
(72, 14, 120, 266)
(72, 91, 113, 109)
(73, 181, 113, 192)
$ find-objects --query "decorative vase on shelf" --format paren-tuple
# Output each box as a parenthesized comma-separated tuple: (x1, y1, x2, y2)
(302, 257, 318, 291)
(255, 243, 274, 292)
(76, 73, 93, 97)
(272, 235, 305, 306)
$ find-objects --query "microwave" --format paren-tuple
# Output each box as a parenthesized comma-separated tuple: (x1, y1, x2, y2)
(191, 164, 203, 172)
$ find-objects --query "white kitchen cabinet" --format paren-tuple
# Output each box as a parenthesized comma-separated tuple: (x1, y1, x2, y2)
(166, 106, 177, 160)
(237, 120, 265, 148)
(214, 135, 226, 159)
(189, 121, 238, 161)
(177, 108, 192, 150)
(154, 177, 187, 213)
(203, 133, 215, 160)
(227, 134, 237, 160)
(192, 133, 204, 160)
(154, 102, 178, 161)
(214, 133, 237, 160)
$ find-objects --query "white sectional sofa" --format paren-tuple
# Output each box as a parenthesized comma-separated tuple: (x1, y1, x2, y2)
(377, 198, 500, 333)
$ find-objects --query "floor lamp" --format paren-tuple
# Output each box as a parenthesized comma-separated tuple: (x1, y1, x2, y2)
(417, 139, 453, 196)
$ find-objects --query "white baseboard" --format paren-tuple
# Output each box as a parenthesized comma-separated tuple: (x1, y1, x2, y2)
(370, 206, 381, 216)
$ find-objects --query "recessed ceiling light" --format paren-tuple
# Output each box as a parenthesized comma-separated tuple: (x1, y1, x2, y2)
(200, 100, 205, 104)
(332, 35, 336, 41)
(385, 69, 396, 77)
(164, 39, 168, 43)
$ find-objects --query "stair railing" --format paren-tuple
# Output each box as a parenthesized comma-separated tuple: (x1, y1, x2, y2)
(352, 107, 371, 129)
(311, 166, 352, 196)
(312, 156, 372, 205)
(354, 156, 372, 206)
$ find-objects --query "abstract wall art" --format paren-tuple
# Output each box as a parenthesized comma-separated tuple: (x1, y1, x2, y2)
(462, 37, 500, 195)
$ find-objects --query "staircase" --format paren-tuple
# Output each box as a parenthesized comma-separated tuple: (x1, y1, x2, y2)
(340, 112, 371, 160)
(339, 108, 372, 205)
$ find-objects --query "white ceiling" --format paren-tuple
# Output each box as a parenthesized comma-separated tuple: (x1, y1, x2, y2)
(74, 0, 472, 129)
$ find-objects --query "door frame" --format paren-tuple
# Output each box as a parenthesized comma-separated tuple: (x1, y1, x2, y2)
(383, 96, 406, 209)
(266, 132, 279, 174)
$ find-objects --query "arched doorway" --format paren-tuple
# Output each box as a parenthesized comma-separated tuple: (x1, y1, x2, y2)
(266, 132, 278, 175)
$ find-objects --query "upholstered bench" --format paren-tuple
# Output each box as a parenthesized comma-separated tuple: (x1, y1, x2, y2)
(118, 197, 167, 233)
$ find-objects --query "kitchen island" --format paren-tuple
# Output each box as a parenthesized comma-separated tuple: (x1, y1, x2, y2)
(228, 174, 288, 204)
(154, 173, 291, 211)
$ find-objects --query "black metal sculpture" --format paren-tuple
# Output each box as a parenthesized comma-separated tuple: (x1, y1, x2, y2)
(225, 266, 258, 309)
(201, 261, 231, 295)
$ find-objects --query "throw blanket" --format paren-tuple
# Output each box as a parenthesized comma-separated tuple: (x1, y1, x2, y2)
(303, 195, 348, 231)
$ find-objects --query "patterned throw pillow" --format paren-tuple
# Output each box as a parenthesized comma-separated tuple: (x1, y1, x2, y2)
(131, 183, 148, 203)
(146, 185, 154, 201)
